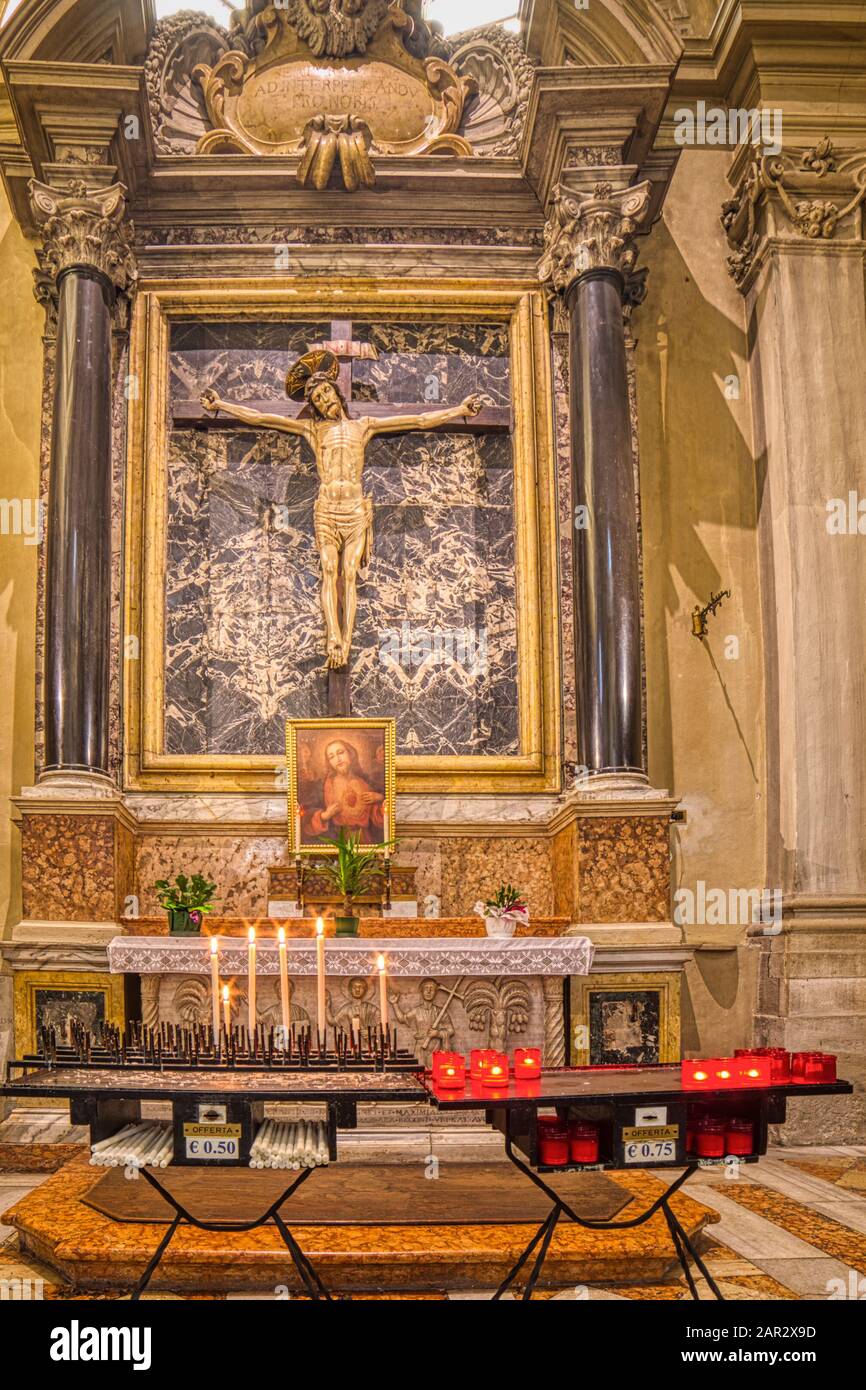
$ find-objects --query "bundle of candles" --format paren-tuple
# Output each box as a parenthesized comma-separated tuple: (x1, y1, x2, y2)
(89, 1121, 173, 1169)
(430, 1047, 542, 1089)
(249, 1119, 329, 1170)
(31, 1020, 418, 1074)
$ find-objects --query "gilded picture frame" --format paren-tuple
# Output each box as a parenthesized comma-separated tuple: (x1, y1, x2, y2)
(13, 970, 127, 1057)
(123, 280, 560, 794)
(569, 973, 682, 1067)
(286, 717, 396, 855)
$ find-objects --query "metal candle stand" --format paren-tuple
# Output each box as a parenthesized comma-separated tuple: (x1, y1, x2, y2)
(423, 1064, 854, 1302)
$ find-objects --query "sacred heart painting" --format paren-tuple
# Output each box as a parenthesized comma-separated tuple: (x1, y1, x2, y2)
(287, 718, 396, 854)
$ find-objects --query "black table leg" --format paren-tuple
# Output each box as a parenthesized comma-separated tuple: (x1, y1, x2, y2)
(131, 1210, 182, 1301)
(498, 1124, 721, 1302)
(128, 1166, 334, 1301)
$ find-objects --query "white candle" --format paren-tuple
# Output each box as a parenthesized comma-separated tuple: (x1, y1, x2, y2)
(383, 800, 390, 859)
(247, 926, 257, 1037)
(377, 953, 388, 1032)
(295, 807, 302, 851)
(209, 937, 220, 1039)
(278, 926, 290, 1041)
(222, 984, 231, 1036)
(315, 917, 326, 1037)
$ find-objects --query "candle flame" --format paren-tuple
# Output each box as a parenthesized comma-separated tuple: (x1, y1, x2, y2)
(222, 985, 229, 1001)
(278, 926, 286, 944)
(377, 954, 386, 971)
(210, 937, 218, 955)
(248, 926, 256, 943)
(316, 916, 324, 936)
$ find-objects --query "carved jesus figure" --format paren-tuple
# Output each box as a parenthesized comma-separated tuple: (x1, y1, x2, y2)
(202, 349, 482, 669)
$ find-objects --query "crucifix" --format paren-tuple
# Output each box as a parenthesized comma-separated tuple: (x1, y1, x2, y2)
(180, 321, 509, 709)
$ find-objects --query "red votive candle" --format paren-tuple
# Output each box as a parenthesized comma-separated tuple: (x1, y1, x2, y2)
(513, 1047, 541, 1079)
(724, 1117, 754, 1156)
(481, 1053, 509, 1087)
(735, 1047, 791, 1083)
(695, 1116, 726, 1158)
(470, 1049, 498, 1081)
(819, 1053, 837, 1082)
(538, 1117, 569, 1166)
(792, 1051, 827, 1083)
(432, 1053, 466, 1090)
(568, 1122, 599, 1164)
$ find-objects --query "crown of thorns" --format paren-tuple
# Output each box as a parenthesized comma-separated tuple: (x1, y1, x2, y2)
(285, 348, 341, 400)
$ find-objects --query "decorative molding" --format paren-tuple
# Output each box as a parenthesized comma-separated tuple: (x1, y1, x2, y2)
(542, 975, 566, 1066)
(135, 224, 544, 248)
(144, 9, 234, 155)
(451, 24, 537, 159)
(28, 179, 137, 322)
(191, 2, 473, 185)
(538, 180, 653, 297)
(722, 141, 866, 291)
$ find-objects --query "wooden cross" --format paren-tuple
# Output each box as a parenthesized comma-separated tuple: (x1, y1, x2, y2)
(172, 315, 510, 431)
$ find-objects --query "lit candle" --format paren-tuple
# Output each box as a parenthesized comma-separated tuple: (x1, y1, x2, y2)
(278, 926, 290, 1043)
(315, 917, 326, 1038)
(222, 983, 231, 1036)
(481, 1052, 509, 1087)
(209, 937, 220, 1039)
(514, 1047, 541, 1079)
(377, 953, 388, 1032)
(382, 800, 390, 860)
(247, 926, 256, 1036)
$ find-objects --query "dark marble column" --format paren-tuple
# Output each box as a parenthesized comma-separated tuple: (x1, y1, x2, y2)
(29, 180, 135, 778)
(540, 181, 652, 777)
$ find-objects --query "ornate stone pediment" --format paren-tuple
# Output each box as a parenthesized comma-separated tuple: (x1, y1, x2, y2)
(191, 1, 473, 188)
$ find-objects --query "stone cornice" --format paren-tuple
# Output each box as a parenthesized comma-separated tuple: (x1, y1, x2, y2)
(721, 140, 866, 291)
(537, 179, 653, 297)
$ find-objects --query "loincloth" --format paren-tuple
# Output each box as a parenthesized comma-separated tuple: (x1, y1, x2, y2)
(314, 496, 373, 567)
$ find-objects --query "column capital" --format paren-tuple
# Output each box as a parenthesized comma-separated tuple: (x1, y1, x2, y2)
(538, 180, 653, 299)
(722, 140, 866, 293)
(28, 178, 137, 314)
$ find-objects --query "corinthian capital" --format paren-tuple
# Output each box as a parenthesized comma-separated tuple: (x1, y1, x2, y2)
(29, 179, 137, 299)
(538, 180, 652, 297)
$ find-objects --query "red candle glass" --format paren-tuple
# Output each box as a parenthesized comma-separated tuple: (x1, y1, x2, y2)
(695, 1116, 726, 1158)
(513, 1047, 542, 1079)
(470, 1049, 498, 1082)
(481, 1053, 509, 1087)
(431, 1052, 466, 1090)
(735, 1047, 791, 1083)
(537, 1116, 569, 1166)
(568, 1122, 599, 1164)
(792, 1051, 833, 1084)
(724, 1118, 754, 1156)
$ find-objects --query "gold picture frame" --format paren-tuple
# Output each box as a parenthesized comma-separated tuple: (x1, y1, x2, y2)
(13, 970, 127, 1057)
(286, 717, 396, 855)
(122, 279, 560, 793)
(569, 973, 681, 1066)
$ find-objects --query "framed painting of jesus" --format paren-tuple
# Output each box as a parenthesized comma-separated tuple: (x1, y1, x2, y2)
(287, 717, 396, 854)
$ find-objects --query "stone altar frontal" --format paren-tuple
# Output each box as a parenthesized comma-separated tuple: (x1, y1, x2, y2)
(108, 934, 594, 1069)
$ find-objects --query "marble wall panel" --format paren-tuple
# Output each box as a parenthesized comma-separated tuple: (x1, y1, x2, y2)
(163, 320, 518, 758)
(133, 834, 288, 919)
(438, 836, 553, 917)
(552, 331, 577, 773)
(20, 814, 133, 922)
(576, 816, 671, 923)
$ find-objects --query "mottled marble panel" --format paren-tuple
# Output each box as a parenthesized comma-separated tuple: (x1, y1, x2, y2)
(552, 332, 578, 773)
(20, 815, 133, 922)
(133, 835, 288, 919)
(576, 816, 671, 923)
(438, 837, 553, 917)
(551, 823, 577, 918)
(163, 320, 518, 758)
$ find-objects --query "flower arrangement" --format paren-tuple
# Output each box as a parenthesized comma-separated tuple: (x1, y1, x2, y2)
(474, 884, 529, 938)
(154, 873, 218, 935)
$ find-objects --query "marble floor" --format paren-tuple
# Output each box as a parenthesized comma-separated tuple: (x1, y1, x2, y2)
(1, 1109, 865, 1300)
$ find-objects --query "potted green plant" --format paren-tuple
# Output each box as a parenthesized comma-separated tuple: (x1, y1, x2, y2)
(474, 884, 529, 938)
(320, 828, 396, 936)
(154, 873, 218, 935)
